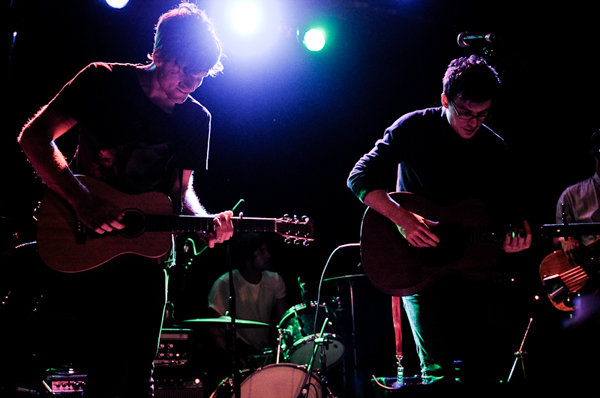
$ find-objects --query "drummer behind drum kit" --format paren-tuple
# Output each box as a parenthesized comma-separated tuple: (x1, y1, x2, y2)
(180, 274, 365, 398)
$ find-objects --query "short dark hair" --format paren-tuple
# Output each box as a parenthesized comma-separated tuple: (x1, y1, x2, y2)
(227, 233, 268, 269)
(153, 3, 224, 76)
(442, 55, 500, 103)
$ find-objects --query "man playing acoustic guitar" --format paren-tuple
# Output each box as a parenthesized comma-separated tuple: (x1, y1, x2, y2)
(18, 4, 233, 397)
(348, 55, 531, 386)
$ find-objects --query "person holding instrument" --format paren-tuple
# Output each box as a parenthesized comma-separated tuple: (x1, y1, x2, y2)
(17, 3, 233, 397)
(554, 130, 600, 265)
(348, 55, 531, 386)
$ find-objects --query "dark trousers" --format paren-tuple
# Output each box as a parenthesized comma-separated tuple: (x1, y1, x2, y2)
(74, 258, 168, 398)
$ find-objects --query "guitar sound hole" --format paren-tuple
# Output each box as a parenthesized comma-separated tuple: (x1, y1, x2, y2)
(419, 222, 468, 267)
(120, 210, 146, 238)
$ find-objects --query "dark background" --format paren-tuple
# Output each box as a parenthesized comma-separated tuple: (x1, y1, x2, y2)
(2, 0, 599, 395)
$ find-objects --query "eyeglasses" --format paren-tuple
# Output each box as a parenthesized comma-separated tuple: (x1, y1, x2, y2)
(449, 102, 490, 122)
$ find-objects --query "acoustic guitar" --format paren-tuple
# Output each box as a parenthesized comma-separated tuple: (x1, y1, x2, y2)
(36, 175, 315, 273)
(360, 191, 600, 297)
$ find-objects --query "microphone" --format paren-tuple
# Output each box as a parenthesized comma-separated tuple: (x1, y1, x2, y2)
(457, 32, 495, 47)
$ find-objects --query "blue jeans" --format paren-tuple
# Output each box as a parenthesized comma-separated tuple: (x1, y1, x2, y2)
(402, 277, 491, 384)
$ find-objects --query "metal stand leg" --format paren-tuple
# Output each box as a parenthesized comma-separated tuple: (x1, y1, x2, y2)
(507, 317, 532, 382)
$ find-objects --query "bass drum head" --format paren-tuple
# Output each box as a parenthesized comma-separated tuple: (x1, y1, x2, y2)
(241, 364, 321, 398)
(210, 363, 322, 398)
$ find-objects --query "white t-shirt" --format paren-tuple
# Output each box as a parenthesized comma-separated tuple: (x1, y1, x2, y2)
(207, 269, 286, 350)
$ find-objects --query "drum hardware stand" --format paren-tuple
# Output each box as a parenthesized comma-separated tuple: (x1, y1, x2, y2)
(348, 270, 359, 392)
(298, 318, 329, 398)
(507, 317, 532, 382)
(276, 329, 291, 364)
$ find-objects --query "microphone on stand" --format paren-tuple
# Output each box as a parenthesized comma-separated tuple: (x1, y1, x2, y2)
(457, 32, 495, 47)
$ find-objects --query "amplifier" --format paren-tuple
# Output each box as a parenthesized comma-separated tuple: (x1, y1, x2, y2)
(44, 371, 86, 396)
(153, 375, 203, 398)
(155, 328, 193, 366)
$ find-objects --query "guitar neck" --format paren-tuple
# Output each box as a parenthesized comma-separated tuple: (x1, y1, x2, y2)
(142, 214, 314, 243)
(466, 226, 507, 243)
(145, 215, 279, 234)
(539, 223, 600, 238)
(468, 222, 600, 243)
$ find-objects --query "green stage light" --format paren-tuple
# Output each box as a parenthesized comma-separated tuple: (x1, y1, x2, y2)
(303, 28, 326, 52)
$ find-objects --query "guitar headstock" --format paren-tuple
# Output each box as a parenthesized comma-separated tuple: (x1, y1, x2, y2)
(276, 214, 315, 246)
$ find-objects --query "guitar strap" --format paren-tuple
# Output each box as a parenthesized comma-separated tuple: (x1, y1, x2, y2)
(391, 295, 403, 360)
(392, 295, 405, 386)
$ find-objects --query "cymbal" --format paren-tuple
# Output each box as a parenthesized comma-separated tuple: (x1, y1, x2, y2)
(178, 316, 271, 328)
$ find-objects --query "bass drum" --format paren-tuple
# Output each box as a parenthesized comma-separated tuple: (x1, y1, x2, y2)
(278, 302, 344, 370)
(210, 363, 322, 398)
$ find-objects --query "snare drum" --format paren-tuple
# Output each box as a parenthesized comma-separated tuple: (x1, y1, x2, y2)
(278, 302, 345, 370)
(210, 363, 322, 398)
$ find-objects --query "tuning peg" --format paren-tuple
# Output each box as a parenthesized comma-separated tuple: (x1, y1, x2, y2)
(301, 215, 309, 223)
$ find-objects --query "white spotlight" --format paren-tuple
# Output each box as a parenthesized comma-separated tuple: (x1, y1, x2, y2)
(232, 2, 260, 34)
(106, 0, 129, 9)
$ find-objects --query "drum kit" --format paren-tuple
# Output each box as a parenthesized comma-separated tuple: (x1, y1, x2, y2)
(179, 274, 368, 398)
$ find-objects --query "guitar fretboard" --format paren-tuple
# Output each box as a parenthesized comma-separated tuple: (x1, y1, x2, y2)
(144, 215, 279, 234)
(467, 226, 504, 243)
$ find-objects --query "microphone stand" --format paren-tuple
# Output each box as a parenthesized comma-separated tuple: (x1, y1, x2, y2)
(226, 203, 244, 398)
(507, 317, 532, 382)
(226, 241, 241, 398)
(297, 318, 329, 398)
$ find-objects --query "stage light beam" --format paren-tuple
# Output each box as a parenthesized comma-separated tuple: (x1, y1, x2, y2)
(303, 28, 326, 52)
(105, 0, 129, 9)
(232, 2, 260, 34)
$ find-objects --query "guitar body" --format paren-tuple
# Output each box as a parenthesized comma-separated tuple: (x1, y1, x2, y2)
(37, 176, 174, 273)
(360, 192, 496, 296)
(36, 175, 315, 273)
(539, 239, 599, 311)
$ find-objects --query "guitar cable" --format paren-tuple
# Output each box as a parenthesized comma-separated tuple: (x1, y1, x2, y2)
(183, 198, 245, 258)
(296, 242, 360, 398)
